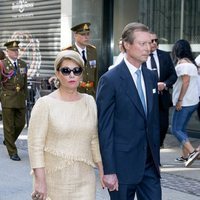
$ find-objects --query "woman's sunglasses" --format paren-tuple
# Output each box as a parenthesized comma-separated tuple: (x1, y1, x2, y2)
(59, 67, 83, 76)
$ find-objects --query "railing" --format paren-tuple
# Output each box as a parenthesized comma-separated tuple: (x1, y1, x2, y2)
(26, 77, 53, 127)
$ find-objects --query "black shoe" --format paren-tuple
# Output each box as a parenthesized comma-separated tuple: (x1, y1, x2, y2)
(10, 154, 21, 161)
(175, 156, 188, 162)
(3, 140, 6, 145)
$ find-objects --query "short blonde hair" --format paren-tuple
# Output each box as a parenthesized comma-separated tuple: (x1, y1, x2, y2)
(54, 50, 84, 72)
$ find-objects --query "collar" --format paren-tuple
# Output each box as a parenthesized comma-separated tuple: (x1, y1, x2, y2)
(75, 43, 87, 54)
(8, 57, 17, 65)
(124, 57, 142, 76)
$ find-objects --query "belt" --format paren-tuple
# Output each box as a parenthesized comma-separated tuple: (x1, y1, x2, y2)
(2, 85, 24, 92)
(80, 81, 94, 88)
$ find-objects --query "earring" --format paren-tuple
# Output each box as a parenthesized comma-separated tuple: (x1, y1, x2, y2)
(54, 78, 60, 88)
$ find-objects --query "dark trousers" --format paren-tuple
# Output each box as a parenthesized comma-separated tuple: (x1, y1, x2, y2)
(159, 107, 169, 147)
(197, 101, 200, 120)
(109, 161, 161, 200)
(2, 107, 26, 155)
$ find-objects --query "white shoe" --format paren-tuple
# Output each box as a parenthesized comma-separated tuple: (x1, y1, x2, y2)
(185, 151, 200, 167)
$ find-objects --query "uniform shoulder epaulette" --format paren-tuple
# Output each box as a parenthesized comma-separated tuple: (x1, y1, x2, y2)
(87, 44, 96, 49)
(62, 45, 73, 51)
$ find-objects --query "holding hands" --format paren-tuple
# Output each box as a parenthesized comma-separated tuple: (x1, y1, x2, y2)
(102, 174, 119, 191)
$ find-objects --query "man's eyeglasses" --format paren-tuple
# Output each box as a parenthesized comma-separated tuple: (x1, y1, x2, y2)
(151, 39, 158, 43)
(59, 67, 83, 76)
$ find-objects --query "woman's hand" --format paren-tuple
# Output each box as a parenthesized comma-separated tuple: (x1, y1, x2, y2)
(103, 174, 119, 191)
(96, 161, 106, 189)
(176, 100, 182, 111)
(32, 168, 47, 200)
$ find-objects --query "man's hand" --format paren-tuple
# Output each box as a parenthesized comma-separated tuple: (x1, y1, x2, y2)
(103, 174, 119, 191)
(157, 82, 166, 91)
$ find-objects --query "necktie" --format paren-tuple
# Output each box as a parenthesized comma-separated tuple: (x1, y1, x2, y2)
(14, 61, 17, 69)
(135, 70, 147, 115)
(150, 53, 158, 79)
(14, 61, 17, 75)
(82, 50, 87, 64)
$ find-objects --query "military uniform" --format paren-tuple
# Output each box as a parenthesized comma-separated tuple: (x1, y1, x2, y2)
(0, 41, 27, 159)
(63, 22, 98, 97)
(64, 44, 98, 97)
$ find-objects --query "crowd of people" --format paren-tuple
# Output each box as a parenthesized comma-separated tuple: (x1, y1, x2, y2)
(0, 21, 199, 200)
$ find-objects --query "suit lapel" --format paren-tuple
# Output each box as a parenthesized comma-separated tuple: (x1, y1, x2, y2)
(157, 49, 164, 80)
(86, 46, 91, 62)
(120, 62, 146, 118)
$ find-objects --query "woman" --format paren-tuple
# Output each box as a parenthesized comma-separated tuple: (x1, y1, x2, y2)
(171, 39, 199, 167)
(28, 50, 104, 200)
(195, 55, 200, 120)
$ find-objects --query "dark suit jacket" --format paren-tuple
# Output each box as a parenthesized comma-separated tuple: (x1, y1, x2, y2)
(96, 60, 160, 184)
(144, 49, 177, 109)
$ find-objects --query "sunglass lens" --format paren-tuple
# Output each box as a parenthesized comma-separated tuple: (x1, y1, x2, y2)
(73, 67, 83, 75)
(152, 39, 158, 43)
(60, 68, 71, 75)
(60, 67, 83, 76)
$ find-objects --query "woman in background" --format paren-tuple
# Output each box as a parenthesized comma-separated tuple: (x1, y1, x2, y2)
(28, 50, 103, 200)
(171, 39, 199, 167)
(195, 54, 200, 120)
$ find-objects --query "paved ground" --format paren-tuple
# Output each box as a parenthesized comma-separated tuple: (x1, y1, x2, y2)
(0, 122, 200, 200)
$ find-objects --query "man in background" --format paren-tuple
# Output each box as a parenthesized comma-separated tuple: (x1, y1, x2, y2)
(0, 40, 27, 161)
(144, 32, 177, 148)
(62, 22, 98, 97)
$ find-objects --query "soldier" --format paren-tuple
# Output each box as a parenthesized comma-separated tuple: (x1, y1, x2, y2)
(62, 22, 98, 97)
(0, 40, 27, 161)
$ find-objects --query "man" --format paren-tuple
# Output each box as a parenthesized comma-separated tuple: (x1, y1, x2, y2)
(109, 38, 125, 70)
(0, 40, 27, 161)
(143, 32, 177, 147)
(96, 22, 161, 200)
(62, 22, 98, 97)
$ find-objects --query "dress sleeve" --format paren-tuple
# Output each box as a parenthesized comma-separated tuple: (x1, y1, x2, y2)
(28, 97, 49, 169)
(176, 63, 198, 77)
(89, 96, 102, 164)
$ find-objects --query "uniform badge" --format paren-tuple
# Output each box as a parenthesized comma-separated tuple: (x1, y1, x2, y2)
(89, 60, 96, 68)
(13, 42, 17, 47)
(20, 68, 26, 74)
(83, 24, 89, 30)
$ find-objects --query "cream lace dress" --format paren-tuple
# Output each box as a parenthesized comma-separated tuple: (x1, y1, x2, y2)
(28, 94, 101, 200)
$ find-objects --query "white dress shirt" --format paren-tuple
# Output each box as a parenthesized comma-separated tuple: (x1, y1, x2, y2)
(75, 43, 87, 59)
(146, 50, 160, 78)
(124, 57, 147, 105)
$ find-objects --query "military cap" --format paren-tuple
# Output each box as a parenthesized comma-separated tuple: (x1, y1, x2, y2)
(71, 22, 91, 33)
(4, 40, 20, 49)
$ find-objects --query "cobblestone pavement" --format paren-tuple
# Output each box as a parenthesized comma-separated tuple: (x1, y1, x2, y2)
(161, 172, 200, 197)
(0, 128, 200, 199)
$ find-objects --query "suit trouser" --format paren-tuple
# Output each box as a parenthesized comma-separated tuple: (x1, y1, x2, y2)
(109, 161, 161, 200)
(159, 107, 169, 147)
(197, 101, 200, 120)
(2, 107, 26, 155)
